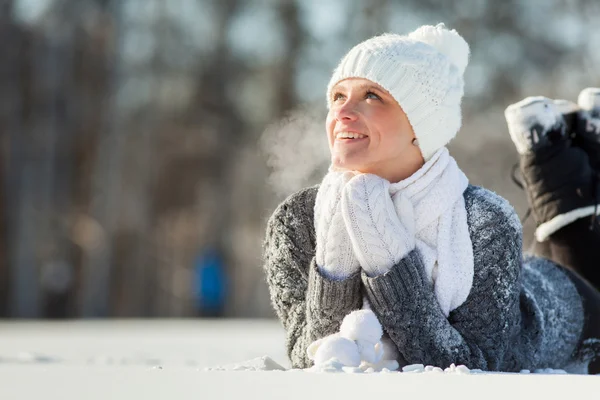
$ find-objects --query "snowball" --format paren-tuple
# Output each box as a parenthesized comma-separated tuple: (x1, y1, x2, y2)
(339, 309, 383, 343)
(355, 339, 381, 364)
(313, 336, 361, 368)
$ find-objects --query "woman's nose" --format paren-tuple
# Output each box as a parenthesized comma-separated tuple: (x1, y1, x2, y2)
(335, 101, 359, 121)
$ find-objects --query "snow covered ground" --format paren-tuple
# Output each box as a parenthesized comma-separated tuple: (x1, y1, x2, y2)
(0, 319, 597, 400)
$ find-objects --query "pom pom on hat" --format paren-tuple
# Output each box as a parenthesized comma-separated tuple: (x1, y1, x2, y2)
(408, 23, 470, 75)
(326, 23, 470, 161)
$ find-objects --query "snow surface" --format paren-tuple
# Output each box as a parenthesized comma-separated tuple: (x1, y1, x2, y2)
(0, 319, 597, 400)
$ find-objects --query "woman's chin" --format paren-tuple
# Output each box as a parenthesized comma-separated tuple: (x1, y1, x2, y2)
(331, 157, 368, 173)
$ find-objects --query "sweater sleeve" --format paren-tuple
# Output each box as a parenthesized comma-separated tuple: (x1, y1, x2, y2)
(263, 188, 363, 368)
(362, 189, 522, 371)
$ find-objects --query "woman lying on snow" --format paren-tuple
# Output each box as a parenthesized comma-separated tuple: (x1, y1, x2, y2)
(263, 23, 600, 374)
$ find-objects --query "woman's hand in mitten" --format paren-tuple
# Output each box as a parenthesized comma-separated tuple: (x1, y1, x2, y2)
(341, 173, 415, 277)
(314, 170, 361, 280)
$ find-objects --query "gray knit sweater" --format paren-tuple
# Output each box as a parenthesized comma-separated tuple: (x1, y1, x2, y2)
(263, 184, 586, 372)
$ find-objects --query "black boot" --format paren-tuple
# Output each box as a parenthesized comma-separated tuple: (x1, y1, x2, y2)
(505, 96, 598, 238)
(519, 140, 597, 241)
(506, 96, 600, 288)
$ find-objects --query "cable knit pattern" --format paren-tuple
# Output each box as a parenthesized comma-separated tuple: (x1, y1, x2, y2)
(314, 170, 360, 280)
(263, 184, 587, 371)
(341, 174, 415, 277)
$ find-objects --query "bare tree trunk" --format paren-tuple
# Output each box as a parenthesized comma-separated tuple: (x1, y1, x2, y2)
(115, 118, 159, 316)
(0, 0, 16, 317)
(240, 0, 304, 316)
(131, 0, 164, 317)
(80, 0, 123, 317)
(5, 18, 40, 318)
(274, 0, 302, 117)
(203, 0, 242, 316)
(39, 3, 77, 318)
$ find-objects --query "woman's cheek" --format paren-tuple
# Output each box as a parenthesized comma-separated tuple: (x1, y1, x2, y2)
(325, 121, 336, 150)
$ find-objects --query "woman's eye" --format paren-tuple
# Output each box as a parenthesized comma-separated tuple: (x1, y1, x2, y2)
(332, 92, 345, 102)
(366, 91, 381, 100)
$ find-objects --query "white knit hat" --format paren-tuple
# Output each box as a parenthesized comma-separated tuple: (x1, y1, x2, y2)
(326, 23, 470, 161)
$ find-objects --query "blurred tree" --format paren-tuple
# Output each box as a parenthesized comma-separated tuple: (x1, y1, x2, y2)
(1, 0, 599, 318)
(274, 0, 302, 117)
(1, 0, 41, 318)
(0, 0, 15, 317)
(77, 0, 121, 317)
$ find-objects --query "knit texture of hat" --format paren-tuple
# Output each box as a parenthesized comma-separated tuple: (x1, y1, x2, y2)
(326, 23, 470, 161)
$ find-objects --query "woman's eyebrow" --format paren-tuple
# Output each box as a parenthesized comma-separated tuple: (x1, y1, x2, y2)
(361, 84, 385, 93)
(332, 83, 386, 94)
(354, 83, 387, 95)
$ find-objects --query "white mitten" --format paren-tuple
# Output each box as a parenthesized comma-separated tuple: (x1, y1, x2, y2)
(341, 174, 416, 277)
(314, 170, 361, 279)
(307, 333, 361, 367)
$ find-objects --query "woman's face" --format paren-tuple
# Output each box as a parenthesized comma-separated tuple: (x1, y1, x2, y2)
(326, 78, 422, 179)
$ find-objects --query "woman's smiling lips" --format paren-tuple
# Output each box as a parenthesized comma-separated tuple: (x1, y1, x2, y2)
(335, 131, 369, 144)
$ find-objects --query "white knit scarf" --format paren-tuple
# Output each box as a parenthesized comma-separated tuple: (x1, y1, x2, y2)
(389, 147, 473, 317)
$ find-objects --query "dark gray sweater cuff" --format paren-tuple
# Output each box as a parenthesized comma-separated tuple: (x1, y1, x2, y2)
(361, 249, 427, 311)
(307, 257, 362, 314)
